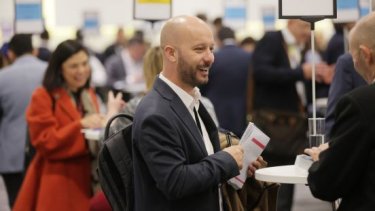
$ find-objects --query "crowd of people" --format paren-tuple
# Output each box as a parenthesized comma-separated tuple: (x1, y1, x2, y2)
(1, 10, 374, 211)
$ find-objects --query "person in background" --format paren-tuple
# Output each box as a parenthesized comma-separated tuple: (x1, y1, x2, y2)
(132, 15, 263, 211)
(324, 22, 355, 66)
(105, 36, 146, 100)
(0, 175, 10, 211)
(13, 39, 124, 211)
(211, 17, 223, 46)
(0, 34, 47, 208)
(305, 12, 375, 210)
(201, 26, 251, 137)
(37, 29, 52, 62)
(240, 36, 257, 54)
(251, 19, 330, 211)
(196, 13, 208, 22)
(101, 27, 127, 64)
(324, 53, 366, 139)
(0, 43, 10, 68)
(74, 28, 108, 96)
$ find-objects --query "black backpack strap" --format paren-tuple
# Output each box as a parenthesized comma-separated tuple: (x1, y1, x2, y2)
(104, 113, 133, 139)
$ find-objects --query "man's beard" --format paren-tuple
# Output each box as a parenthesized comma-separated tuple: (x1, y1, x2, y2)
(177, 55, 209, 87)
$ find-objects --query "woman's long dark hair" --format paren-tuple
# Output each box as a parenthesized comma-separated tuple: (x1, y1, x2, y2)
(42, 40, 90, 92)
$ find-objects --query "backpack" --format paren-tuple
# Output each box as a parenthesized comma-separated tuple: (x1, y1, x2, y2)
(98, 113, 134, 211)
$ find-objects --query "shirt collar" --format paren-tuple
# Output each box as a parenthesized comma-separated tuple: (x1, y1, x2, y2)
(222, 38, 237, 46)
(281, 28, 304, 50)
(159, 73, 201, 111)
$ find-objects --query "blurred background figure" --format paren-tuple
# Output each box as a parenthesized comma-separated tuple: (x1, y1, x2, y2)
(0, 34, 47, 208)
(0, 43, 11, 68)
(13, 40, 124, 211)
(324, 22, 355, 66)
(240, 36, 257, 54)
(36, 29, 52, 62)
(324, 53, 366, 139)
(212, 17, 223, 32)
(251, 19, 329, 211)
(105, 36, 147, 101)
(0, 175, 10, 211)
(101, 27, 127, 64)
(201, 26, 251, 137)
(74, 28, 108, 96)
(196, 12, 208, 22)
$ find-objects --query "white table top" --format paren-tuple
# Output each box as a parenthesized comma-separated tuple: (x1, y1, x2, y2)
(81, 129, 103, 141)
(255, 165, 308, 184)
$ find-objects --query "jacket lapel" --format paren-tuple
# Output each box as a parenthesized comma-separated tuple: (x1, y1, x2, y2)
(154, 78, 208, 156)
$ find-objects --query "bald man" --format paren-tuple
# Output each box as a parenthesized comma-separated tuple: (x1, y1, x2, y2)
(305, 12, 375, 210)
(133, 16, 247, 211)
(132, 16, 245, 211)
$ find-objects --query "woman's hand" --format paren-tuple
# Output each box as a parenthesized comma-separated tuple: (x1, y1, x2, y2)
(81, 113, 105, 129)
(103, 91, 126, 126)
(107, 91, 126, 115)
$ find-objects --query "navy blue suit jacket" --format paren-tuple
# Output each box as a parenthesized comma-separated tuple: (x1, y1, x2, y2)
(325, 53, 366, 138)
(201, 45, 251, 136)
(132, 78, 239, 211)
(251, 31, 305, 112)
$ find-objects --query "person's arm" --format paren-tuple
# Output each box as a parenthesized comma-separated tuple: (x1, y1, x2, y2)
(252, 32, 304, 84)
(27, 88, 89, 160)
(135, 114, 240, 200)
(308, 94, 371, 201)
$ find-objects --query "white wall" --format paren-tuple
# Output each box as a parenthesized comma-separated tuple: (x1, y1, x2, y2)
(4, 0, 370, 51)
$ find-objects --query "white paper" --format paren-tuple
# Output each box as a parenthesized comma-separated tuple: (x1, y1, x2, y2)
(294, 154, 313, 170)
(228, 122, 270, 190)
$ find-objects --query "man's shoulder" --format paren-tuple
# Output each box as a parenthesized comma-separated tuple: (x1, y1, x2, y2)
(262, 30, 282, 40)
(348, 83, 374, 99)
(340, 84, 375, 112)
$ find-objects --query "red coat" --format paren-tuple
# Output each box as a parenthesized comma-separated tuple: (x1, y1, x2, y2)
(14, 87, 99, 211)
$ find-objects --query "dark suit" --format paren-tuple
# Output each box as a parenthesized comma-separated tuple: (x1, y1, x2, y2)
(308, 83, 375, 211)
(324, 32, 344, 65)
(251, 31, 306, 211)
(325, 53, 366, 139)
(104, 54, 126, 88)
(132, 78, 239, 211)
(252, 31, 305, 112)
(201, 44, 251, 137)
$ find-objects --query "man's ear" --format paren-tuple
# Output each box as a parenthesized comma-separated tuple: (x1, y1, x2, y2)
(359, 45, 373, 65)
(164, 45, 177, 62)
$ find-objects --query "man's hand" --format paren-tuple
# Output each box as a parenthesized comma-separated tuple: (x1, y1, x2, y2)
(223, 145, 244, 169)
(304, 143, 329, 161)
(247, 156, 267, 177)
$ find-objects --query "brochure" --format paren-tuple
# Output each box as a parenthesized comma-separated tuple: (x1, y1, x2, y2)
(228, 122, 270, 190)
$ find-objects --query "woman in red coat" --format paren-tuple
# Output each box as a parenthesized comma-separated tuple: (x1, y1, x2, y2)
(14, 40, 124, 211)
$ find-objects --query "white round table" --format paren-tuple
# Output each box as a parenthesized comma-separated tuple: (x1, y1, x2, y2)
(255, 165, 308, 184)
